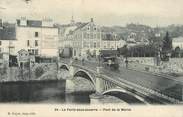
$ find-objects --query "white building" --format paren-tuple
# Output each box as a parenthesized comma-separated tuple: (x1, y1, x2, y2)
(58, 24, 78, 50)
(101, 33, 126, 50)
(59, 18, 126, 59)
(1, 17, 59, 65)
(14, 18, 59, 57)
(59, 18, 102, 59)
(172, 37, 183, 49)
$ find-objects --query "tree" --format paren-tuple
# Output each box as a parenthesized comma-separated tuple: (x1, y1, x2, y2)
(35, 66, 44, 78)
(161, 32, 172, 61)
(162, 32, 172, 51)
(118, 45, 128, 57)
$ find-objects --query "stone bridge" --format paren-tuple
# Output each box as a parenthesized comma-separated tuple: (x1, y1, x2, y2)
(59, 59, 183, 104)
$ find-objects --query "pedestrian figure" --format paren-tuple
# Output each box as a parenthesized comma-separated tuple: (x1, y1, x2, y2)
(125, 59, 128, 69)
(82, 58, 85, 66)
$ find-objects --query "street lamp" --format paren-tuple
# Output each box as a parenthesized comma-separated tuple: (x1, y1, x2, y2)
(98, 50, 101, 67)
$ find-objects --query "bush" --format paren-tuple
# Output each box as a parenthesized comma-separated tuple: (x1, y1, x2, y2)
(35, 66, 44, 78)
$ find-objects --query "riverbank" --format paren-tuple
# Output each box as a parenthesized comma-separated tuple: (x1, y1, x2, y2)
(0, 63, 59, 83)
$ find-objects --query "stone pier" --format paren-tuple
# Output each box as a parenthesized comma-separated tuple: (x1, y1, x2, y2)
(65, 79, 75, 93)
(90, 67, 104, 104)
(69, 65, 74, 78)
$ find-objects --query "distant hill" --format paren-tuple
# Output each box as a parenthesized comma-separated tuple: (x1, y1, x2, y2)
(101, 23, 183, 42)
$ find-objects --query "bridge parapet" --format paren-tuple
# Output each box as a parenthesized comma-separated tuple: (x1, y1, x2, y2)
(59, 58, 182, 104)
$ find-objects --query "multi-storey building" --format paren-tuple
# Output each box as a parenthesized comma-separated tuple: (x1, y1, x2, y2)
(0, 17, 59, 66)
(59, 18, 102, 58)
(59, 18, 126, 59)
(15, 18, 59, 57)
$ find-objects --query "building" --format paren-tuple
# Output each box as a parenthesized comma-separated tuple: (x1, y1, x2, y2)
(0, 17, 59, 67)
(126, 32, 149, 47)
(58, 22, 79, 51)
(101, 33, 126, 50)
(17, 49, 29, 68)
(172, 37, 183, 49)
(59, 18, 102, 59)
(0, 21, 16, 66)
(15, 17, 59, 57)
(59, 18, 126, 59)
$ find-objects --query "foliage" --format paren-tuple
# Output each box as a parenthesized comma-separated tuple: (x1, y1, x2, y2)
(0, 64, 7, 75)
(35, 66, 44, 78)
(161, 32, 172, 61)
(118, 44, 157, 57)
(162, 32, 172, 52)
(117, 45, 128, 57)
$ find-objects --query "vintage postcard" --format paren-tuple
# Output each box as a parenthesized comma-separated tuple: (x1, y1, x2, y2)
(0, 0, 183, 117)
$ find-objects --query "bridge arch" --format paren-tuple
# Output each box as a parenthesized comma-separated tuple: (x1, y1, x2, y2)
(60, 64, 69, 71)
(103, 88, 149, 104)
(73, 69, 96, 86)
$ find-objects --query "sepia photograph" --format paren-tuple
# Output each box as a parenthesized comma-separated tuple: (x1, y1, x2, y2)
(0, 0, 183, 116)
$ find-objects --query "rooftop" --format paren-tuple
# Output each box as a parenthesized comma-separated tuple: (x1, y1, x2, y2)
(0, 22, 16, 40)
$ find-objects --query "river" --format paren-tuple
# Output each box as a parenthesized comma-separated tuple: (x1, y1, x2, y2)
(0, 80, 93, 104)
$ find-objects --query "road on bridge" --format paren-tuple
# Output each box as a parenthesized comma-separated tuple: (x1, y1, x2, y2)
(62, 58, 183, 102)
(104, 67, 182, 100)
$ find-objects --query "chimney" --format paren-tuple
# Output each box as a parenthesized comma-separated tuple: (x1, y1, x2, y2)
(0, 19, 2, 29)
(91, 18, 94, 22)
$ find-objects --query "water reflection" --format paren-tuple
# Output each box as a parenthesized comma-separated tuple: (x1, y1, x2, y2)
(0, 80, 92, 104)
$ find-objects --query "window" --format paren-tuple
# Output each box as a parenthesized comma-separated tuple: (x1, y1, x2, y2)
(94, 42, 96, 48)
(32, 50, 35, 55)
(0, 41, 1, 46)
(84, 32, 87, 38)
(35, 49, 38, 55)
(97, 42, 100, 48)
(35, 40, 38, 46)
(90, 33, 93, 39)
(90, 42, 93, 48)
(94, 34, 96, 39)
(107, 43, 110, 48)
(94, 27, 97, 30)
(83, 42, 89, 48)
(87, 34, 90, 39)
(97, 33, 100, 38)
(9, 47, 15, 54)
(35, 32, 39, 37)
(0, 53, 3, 59)
(28, 49, 31, 54)
(27, 40, 30, 46)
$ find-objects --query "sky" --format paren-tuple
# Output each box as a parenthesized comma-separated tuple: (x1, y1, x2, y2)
(0, 0, 183, 27)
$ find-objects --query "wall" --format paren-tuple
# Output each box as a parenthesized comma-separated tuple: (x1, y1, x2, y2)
(15, 26, 58, 57)
(127, 57, 183, 73)
(128, 57, 156, 66)
(41, 27, 59, 57)
(0, 40, 10, 54)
